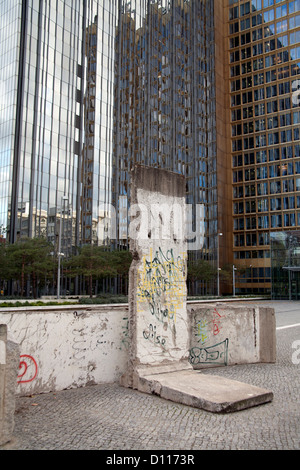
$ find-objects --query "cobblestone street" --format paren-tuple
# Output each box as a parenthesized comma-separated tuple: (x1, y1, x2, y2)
(1, 301, 300, 451)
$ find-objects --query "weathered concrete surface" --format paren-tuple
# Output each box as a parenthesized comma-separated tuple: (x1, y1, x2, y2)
(0, 300, 275, 397)
(121, 165, 192, 388)
(121, 165, 274, 413)
(135, 369, 273, 413)
(0, 325, 20, 445)
(0, 305, 130, 396)
(188, 303, 276, 368)
(258, 306, 277, 363)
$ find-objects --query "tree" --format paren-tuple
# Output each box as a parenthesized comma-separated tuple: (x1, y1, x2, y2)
(0, 242, 8, 294)
(110, 249, 132, 295)
(65, 245, 119, 297)
(187, 258, 217, 295)
(220, 263, 247, 294)
(65, 247, 133, 297)
(4, 237, 55, 297)
(219, 263, 234, 283)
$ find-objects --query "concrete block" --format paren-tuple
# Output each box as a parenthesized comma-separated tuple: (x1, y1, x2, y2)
(188, 303, 276, 369)
(0, 325, 20, 446)
(122, 165, 190, 382)
(258, 307, 276, 363)
(0, 305, 130, 395)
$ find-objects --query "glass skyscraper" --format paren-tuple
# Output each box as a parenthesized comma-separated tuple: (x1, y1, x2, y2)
(0, 0, 118, 255)
(0, 0, 299, 296)
(270, 230, 300, 299)
(112, 1, 217, 264)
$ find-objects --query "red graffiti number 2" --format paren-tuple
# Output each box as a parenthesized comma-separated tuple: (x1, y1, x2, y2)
(18, 355, 38, 384)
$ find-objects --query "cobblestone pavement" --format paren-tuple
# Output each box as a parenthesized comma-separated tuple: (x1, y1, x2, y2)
(1, 301, 300, 451)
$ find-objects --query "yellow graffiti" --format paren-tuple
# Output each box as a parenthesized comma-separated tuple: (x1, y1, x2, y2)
(137, 247, 186, 325)
(196, 319, 209, 345)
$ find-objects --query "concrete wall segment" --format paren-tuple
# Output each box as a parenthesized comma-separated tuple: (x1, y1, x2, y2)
(0, 301, 275, 396)
(125, 165, 190, 381)
(0, 305, 130, 396)
(131, 164, 186, 198)
(0, 324, 20, 446)
(188, 303, 276, 368)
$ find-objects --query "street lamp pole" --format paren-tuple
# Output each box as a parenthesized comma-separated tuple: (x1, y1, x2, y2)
(217, 232, 223, 297)
(233, 264, 237, 296)
(57, 195, 68, 299)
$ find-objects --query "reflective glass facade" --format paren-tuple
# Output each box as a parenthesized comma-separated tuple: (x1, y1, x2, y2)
(271, 230, 300, 299)
(228, 0, 300, 294)
(0, 1, 22, 237)
(112, 0, 217, 275)
(0, 0, 118, 255)
(0, 0, 218, 294)
(2, 0, 299, 296)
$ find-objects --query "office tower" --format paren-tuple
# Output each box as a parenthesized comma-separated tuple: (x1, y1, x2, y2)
(0, 0, 299, 296)
(227, 0, 300, 295)
(0, 0, 220, 295)
(0, 0, 118, 255)
(112, 0, 219, 295)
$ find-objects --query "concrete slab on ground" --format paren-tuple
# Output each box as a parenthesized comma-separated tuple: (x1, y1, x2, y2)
(136, 368, 273, 413)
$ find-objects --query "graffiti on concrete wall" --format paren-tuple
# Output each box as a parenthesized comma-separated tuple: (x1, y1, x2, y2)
(137, 247, 186, 351)
(196, 318, 209, 345)
(212, 308, 224, 336)
(189, 339, 229, 366)
(138, 247, 186, 322)
(190, 308, 228, 366)
(18, 354, 38, 384)
(0, 309, 131, 392)
(72, 327, 88, 360)
(194, 308, 225, 345)
(120, 316, 130, 351)
(143, 323, 167, 350)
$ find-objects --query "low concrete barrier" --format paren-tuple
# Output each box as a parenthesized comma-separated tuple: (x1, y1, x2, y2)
(0, 304, 129, 396)
(188, 303, 276, 368)
(0, 324, 20, 446)
(0, 301, 275, 397)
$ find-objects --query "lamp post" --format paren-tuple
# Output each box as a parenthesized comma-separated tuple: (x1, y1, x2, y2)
(57, 195, 68, 299)
(233, 264, 237, 296)
(217, 232, 223, 297)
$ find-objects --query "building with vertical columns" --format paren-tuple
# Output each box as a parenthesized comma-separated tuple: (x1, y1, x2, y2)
(0, 0, 118, 255)
(225, 0, 300, 296)
(0, 0, 299, 297)
(112, 0, 219, 296)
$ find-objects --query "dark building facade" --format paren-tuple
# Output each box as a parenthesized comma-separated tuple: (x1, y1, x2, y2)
(112, 0, 218, 295)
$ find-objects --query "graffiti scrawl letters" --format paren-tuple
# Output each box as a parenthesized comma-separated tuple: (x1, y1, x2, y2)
(189, 339, 229, 366)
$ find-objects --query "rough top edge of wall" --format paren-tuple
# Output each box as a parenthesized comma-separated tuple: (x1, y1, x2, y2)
(0, 298, 269, 314)
(0, 304, 129, 313)
(131, 164, 186, 198)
